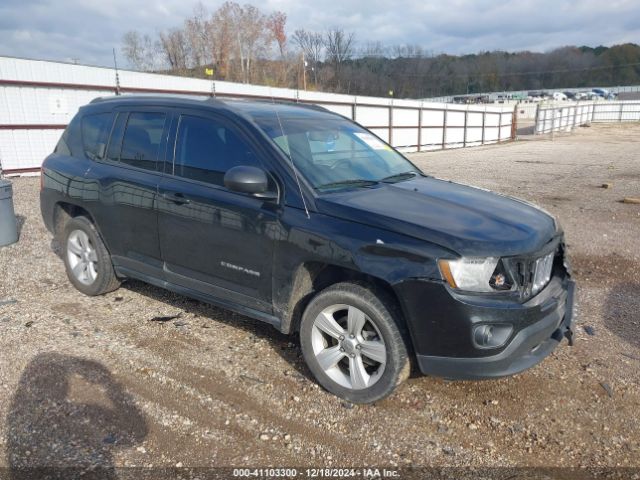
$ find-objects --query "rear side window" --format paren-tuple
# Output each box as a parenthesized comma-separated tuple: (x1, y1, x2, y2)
(119, 112, 167, 171)
(81, 113, 114, 160)
(173, 114, 261, 186)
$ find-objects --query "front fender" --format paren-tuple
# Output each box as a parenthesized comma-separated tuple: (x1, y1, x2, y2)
(272, 209, 454, 332)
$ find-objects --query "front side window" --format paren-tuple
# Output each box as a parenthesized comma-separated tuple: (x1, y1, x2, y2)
(119, 112, 167, 171)
(81, 113, 114, 160)
(251, 113, 420, 192)
(173, 115, 261, 186)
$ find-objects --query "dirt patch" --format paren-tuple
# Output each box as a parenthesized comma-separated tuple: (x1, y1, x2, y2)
(571, 252, 639, 286)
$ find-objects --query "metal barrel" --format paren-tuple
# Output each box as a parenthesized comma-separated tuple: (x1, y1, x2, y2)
(0, 179, 18, 247)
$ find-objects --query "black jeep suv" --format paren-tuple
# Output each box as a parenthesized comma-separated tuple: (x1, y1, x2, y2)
(40, 96, 575, 403)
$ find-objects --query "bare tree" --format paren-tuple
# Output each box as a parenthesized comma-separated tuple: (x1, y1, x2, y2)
(235, 4, 271, 83)
(209, 1, 236, 80)
(292, 29, 323, 85)
(184, 3, 211, 67)
(159, 28, 189, 72)
(361, 41, 386, 58)
(324, 29, 355, 89)
(121, 30, 159, 71)
(267, 12, 287, 59)
(266, 11, 289, 84)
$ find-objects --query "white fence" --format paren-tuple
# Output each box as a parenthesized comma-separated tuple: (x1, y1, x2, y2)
(534, 101, 640, 134)
(0, 56, 515, 174)
(427, 84, 640, 104)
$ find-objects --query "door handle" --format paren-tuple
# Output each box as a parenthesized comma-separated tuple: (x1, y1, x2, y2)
(162, 192, 190, 205)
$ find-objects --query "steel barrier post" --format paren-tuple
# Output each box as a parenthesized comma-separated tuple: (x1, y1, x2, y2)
(388, 101, 393, 148)
(619, 103, 624, 122)
(417, 105, 423, 152)
(463, 108, 468, 147)
(442, 106, 448, 149)
(481, 106, 486, 145)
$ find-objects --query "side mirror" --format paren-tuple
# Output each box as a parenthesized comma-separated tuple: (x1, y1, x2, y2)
(224, 166, 277, 199)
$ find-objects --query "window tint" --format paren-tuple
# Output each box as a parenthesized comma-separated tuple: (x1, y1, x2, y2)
(174, 115, 261, 186)
(120, 112, 166, 170)
(55, 126, 72, 156)
(81, 113, 113, 160)
(105, 112, 126, 162)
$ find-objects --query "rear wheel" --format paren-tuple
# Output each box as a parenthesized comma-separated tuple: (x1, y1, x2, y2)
(300, 282, 409, 404)
(63, 216, 120, 296)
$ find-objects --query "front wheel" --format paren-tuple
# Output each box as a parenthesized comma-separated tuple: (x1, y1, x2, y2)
(300, 282, 410, 404)
(62, 216, 121, 296)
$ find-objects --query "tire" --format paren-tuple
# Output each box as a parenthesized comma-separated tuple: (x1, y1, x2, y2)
(300, 282, 410, 404)
(62, 216, 121, 296)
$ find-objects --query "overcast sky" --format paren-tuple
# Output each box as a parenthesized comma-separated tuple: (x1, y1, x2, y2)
(1, 0, 639, 68)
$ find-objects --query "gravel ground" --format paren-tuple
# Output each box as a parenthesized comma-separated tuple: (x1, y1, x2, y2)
(0, 124, 638, 476)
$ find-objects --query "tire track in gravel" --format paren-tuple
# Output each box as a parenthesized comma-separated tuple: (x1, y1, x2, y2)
(103, 315, 491, 466)
(57, 302, 381, 465)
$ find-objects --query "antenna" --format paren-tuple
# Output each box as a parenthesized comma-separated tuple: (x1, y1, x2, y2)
(269, 89, 310, 219)
(112, 48, 121, 96)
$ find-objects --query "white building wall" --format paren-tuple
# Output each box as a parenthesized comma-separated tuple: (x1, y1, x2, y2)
(0, 56, 514, 173)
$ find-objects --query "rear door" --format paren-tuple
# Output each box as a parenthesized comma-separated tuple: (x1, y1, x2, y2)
(84, 108, 171, 278)
(157, 110, 279, 313)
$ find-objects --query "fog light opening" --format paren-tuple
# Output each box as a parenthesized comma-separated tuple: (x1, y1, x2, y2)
(473, 324, 513, 349)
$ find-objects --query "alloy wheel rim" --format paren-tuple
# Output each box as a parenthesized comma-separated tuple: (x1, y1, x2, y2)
(311, 304, 387, 390)
(66, 230, 98, 285)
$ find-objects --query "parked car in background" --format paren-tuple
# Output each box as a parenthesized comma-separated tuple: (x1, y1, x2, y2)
(592, 88, 617, 100)
(552, 92, 568, 101)
(527, 91, 545, 102)
(576, 91, 599, 100)
(563, 91, 576, 100)
(40, 96, 576, 404)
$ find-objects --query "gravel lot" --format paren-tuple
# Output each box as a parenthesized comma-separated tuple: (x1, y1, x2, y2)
(0, 124, 638, 477)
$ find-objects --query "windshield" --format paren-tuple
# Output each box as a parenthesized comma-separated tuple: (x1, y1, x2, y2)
(251, 114, 420, 191)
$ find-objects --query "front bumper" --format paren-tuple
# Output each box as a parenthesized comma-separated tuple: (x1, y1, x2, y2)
(396, 276, 575, 380)
(417, 280, 575, 379)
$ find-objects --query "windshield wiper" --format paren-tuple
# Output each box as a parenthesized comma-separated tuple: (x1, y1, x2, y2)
(381, 171, 419, 183)
(316, 179, 379, 190)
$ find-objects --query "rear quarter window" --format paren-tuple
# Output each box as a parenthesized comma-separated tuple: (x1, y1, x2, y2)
(81, 113, 114, 160)
(54, 115, 81, 156)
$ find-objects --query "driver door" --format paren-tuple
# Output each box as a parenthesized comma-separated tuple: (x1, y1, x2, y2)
(157, 110, 278, 313)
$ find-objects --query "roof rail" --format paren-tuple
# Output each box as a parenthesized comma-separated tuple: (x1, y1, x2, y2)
(89, 96, 110, 104)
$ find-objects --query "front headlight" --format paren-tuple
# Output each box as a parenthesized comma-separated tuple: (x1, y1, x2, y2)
(438, 257, 513, 293)
(531, 251, 554, 295)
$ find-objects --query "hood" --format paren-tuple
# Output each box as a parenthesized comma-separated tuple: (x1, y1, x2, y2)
(315, 176, 558, 257)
